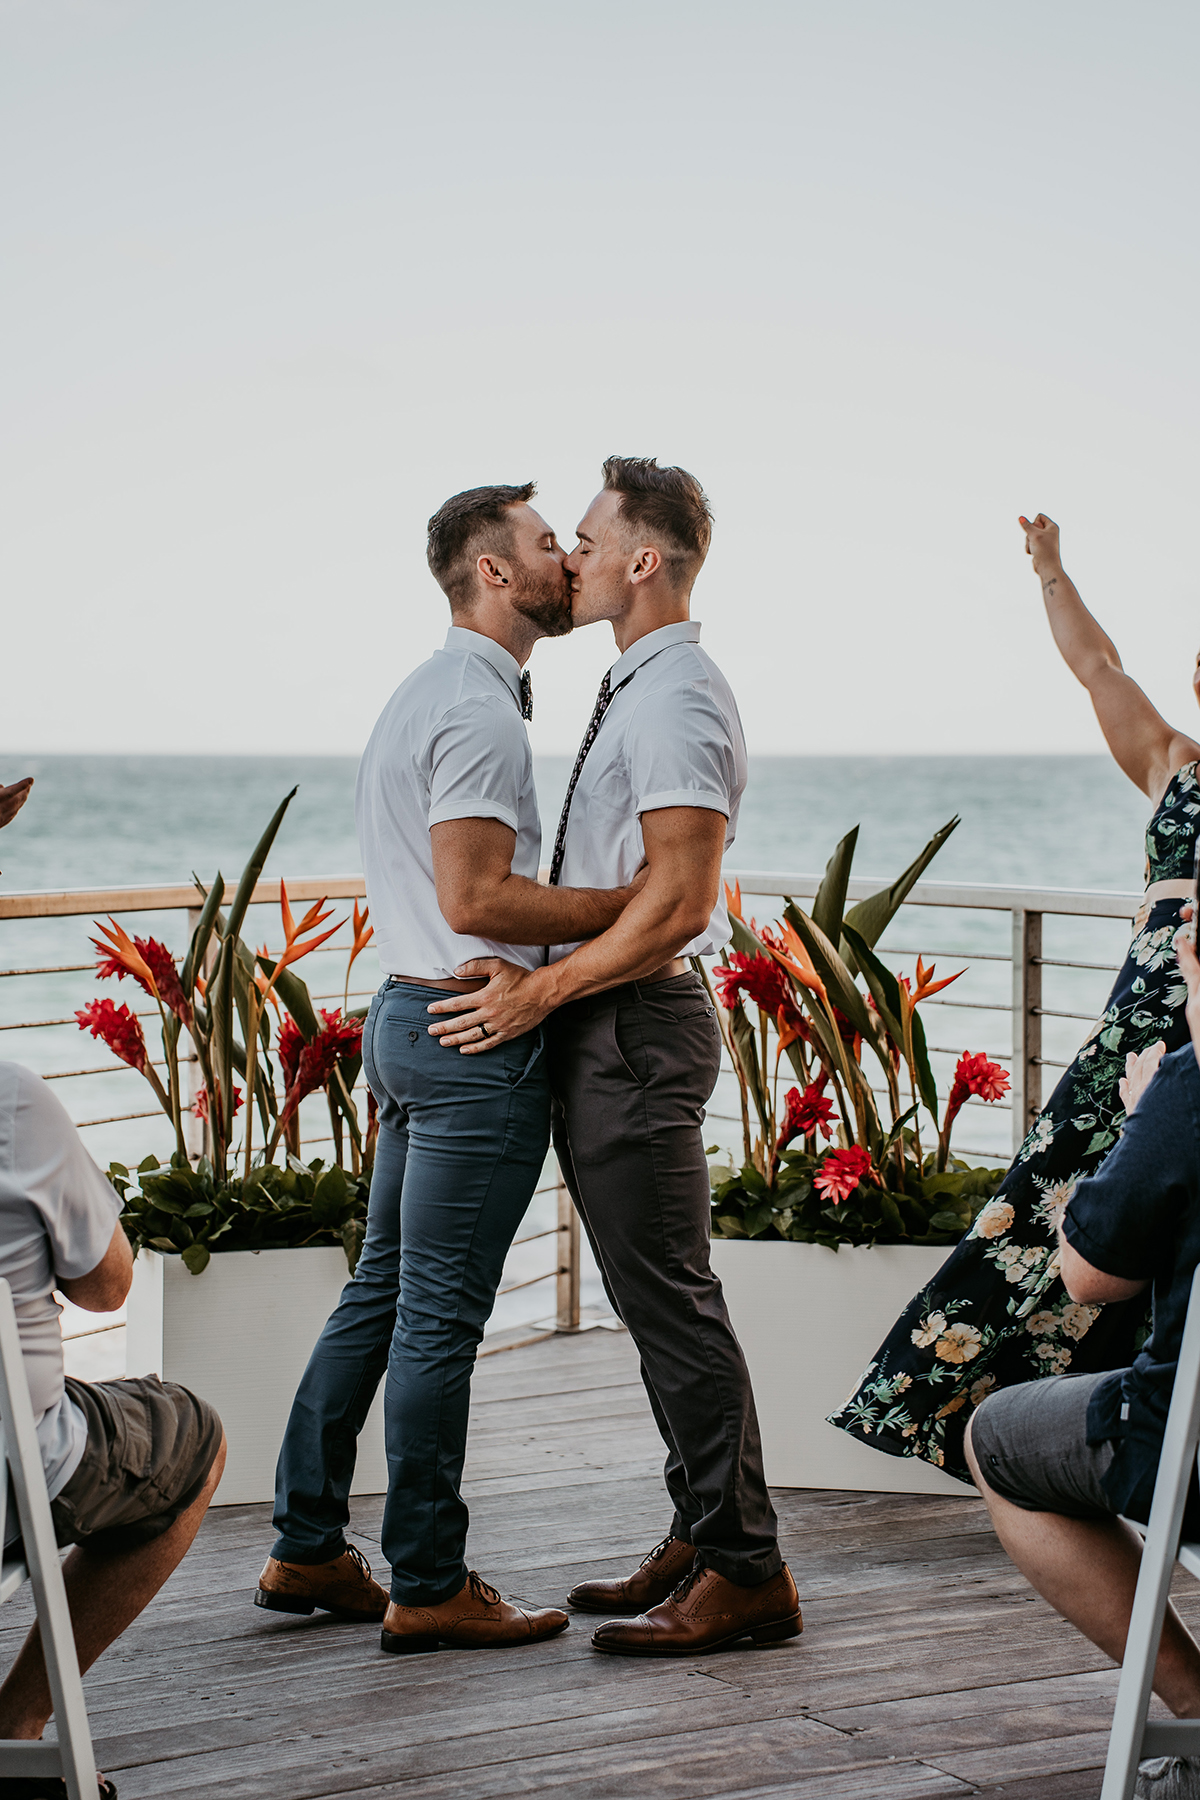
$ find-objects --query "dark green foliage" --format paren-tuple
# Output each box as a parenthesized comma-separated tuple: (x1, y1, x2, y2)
(109, 1154, 371, 1276)
(709, 1146, 1006, 1251)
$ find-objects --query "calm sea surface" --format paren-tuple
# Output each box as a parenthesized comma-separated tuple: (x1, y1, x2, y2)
(0, 751, 1152, 895)
(0, 752, 1156, 1353)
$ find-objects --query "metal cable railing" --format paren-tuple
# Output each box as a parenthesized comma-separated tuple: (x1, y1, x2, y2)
(4, 867, 1140, 1362)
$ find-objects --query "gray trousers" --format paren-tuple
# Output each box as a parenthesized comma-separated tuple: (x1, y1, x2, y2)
(546, 971, 781, 1586)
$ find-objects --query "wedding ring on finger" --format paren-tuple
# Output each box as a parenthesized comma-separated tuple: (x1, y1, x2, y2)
(478, 1022, 491, 1039)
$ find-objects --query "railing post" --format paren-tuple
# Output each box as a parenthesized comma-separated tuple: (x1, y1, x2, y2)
(555, 1166, 580, 1333)
(1011, 908, 1043, 1157)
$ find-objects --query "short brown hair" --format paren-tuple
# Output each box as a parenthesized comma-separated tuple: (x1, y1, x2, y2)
(426, 482, 536, 610)
(602, 456, 712, 586)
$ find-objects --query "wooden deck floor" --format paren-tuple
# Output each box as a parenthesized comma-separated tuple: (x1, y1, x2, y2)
(6, 1327, 1191, 1800)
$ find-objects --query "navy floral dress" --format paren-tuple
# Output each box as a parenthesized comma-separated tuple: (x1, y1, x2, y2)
(829, 763, 1200, 1483)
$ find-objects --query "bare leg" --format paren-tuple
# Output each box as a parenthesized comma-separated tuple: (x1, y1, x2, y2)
(0, 1432, 226, 1739)
(965, 1417, 1200, 1717)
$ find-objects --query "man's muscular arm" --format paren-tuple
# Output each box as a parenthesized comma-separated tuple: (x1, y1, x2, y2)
(427, 807, 726, 1048)
(431, 817, 641, 948)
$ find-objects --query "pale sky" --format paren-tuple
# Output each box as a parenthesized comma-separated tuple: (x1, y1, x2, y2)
(3, 0, 1197, 758)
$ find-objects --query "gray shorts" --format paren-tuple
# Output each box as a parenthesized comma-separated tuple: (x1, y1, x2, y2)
(49, 1375, 224, 1555)
(969, 1372, 1116, 1518)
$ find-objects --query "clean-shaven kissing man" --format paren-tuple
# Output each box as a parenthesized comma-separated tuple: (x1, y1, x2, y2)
(429, 457, 800, 1658)
(258, 482, 644, 1655)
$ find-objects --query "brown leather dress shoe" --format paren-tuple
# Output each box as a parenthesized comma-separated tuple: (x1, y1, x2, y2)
(591, 1560, 802, 1656)
(568, 1533, 697, 1614)
(254, 1544, 388, 1621)
(380, 1570, 570, 1655)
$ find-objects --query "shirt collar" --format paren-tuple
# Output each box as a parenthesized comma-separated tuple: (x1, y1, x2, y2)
(443, 626, 524, 708)
(609, 619, 701, 689)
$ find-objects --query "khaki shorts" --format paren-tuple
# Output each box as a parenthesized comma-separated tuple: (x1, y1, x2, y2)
(48, 1376, 223, 1555)
(969, 1372, 1115, 1518)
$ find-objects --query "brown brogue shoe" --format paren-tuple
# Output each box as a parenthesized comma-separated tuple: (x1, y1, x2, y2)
(380, 1569, 570, 1655)
(591, 1560, 801, 1657)
(255, 1544, 388, 1621)
(567, 1533, 697, 1613)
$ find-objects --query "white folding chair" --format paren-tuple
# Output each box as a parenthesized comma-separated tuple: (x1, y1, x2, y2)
(0, 1277, 98, 1800)
(1102, 1263, 1200, 1799)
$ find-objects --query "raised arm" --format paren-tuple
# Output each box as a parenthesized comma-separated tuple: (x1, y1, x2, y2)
(430, 817, 641, 947)
(1021, 514, 1200, 804)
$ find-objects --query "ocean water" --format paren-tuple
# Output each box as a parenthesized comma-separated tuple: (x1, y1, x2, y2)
(1, 751, 1155, 1357)
(0, 750, 1152, 895)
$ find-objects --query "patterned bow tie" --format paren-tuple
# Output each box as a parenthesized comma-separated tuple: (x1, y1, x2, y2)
(519, 670, 533, 722)
(549, 669, 623, 886)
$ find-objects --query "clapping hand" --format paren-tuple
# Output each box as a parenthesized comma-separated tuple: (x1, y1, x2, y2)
(1119, 1042, 1166, 1116)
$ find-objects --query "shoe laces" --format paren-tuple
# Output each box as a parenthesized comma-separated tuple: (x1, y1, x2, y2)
(669, 1559, 704, 1603)
(466, 1569, 502, 1606)
(344, 1544, 375, 1583)
(641, 1534, 677, 1569)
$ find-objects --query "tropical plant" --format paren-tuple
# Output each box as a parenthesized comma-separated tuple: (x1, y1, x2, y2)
(108, 1155, 370, 1276)
(706, 818, 1010, 1249)
(74, 793, 379, 1270)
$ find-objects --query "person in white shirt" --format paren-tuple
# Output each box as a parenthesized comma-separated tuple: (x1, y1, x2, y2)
(0, 1064, 225, 1785)
(429, 457, 797, 1658)
(259, 482, 645, 1654)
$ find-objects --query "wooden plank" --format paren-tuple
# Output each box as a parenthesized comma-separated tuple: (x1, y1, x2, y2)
(0, 1329, 1156, 1800)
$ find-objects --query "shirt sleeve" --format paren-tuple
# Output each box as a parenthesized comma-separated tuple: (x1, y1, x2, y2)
(15, 1070, 122, 1282)
(1061, 1046, 1200, 1281)
(425, 696, 529, 833)
(624, 680, 736, 819)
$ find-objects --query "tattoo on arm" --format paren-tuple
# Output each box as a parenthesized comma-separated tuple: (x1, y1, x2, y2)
(1042, 577, 1058, 597)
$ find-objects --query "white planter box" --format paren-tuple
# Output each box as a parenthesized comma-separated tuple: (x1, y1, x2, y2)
(711, 1238, 967, 1496)
(126, 1247, 387, 1506)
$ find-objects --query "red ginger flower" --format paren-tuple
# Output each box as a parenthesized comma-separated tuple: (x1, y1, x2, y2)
(813, 1144, 873, 1204)
(943, 1051, 1011, 1138)
(713, 952, 804, 1032)
(92, 926, 192, 1026)
(277, 1015, 305, 1097)
(191, 1084, 242, 1122)
(76, 999, 148, 1074)
(277, 1008, 364, 1131)
(777, 1080, 837, 1153)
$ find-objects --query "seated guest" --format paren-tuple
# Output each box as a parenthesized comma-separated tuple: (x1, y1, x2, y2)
(965, 924, 1200, 1794)
(0, 1062, 225, 1799)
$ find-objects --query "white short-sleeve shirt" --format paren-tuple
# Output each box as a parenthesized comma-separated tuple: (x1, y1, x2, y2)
(550, 620, 747, 963)
(356, 626, 543, 979)
(0, 1063, 123, 1498)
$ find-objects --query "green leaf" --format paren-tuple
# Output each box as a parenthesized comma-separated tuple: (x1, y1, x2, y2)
(908, 1008, 940, 1120)
(181, 1242, 211, 1275)
(252, 951, 321, 1042)
(728, 1003, 771, 1142)
(782, 903, 874, 1041)
(743, 1202, 775, 1237)
(311, 1163, 350, 1225)
(225, 788, 298, 947)
(840, 924, 905, 1044)
(811, 826, 858, 947)
(842, 815, 960, 952)
(182, 873, 225, 1004)
(928, 1209, 967, 1234)
(712, 1213, 749, 1239)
